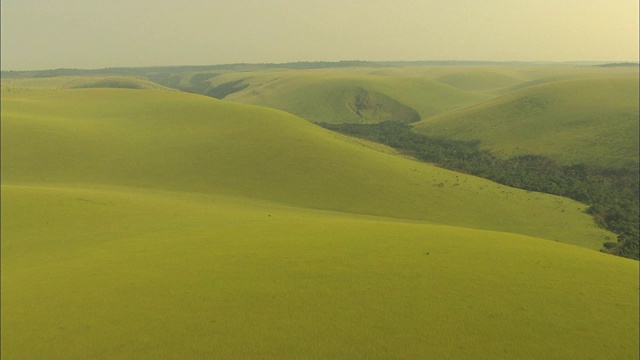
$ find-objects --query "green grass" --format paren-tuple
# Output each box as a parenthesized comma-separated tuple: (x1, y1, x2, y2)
(165, 65, 639, 130)
(414, 77, 640, 169)
(1, 80, 638, 359)
(1, 85, 613, 248)
(2, 184, 638, 359)
(186, 69, 491, 123)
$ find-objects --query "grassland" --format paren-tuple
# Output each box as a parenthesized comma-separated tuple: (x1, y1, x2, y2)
(212, 70, 490, 124)
(8, 64, 636, 169)
(413, 77, 640, 169)
(158, 64, 638, 168)
(1, 85, 612, 247)
(2, 75, 638, 359)
(2, 185, 638, 359)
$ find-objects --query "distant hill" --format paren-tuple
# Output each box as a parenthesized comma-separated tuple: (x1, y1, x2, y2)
(1, 75, 172, 90)
(0, 60, 380, 79)
(433, 69, 524, 92)
(597, 62, 639, 67)
(201, 70, 491, 123)
(413, 77, 640, 169)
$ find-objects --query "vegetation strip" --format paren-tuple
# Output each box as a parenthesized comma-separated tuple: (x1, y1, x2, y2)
(320, 121, 639, 259)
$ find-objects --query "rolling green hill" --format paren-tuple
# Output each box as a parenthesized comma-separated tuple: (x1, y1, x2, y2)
(2, 184, 638, 359)
(1, 85, 612, 247)
(414, 77, 640, 169)
(144, 65, 638, 130)
(171, 69, 491, 124)
(2, 80, 638, 359)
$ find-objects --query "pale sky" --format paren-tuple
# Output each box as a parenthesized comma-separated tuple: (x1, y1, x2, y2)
(1, 0, 638, 70)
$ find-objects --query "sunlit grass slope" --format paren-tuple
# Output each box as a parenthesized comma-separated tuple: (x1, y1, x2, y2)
(414, 77, 640, 168)
(2, 185, 638, 360)
(199, 69, 490, 123)
(1, 85, 612, 247)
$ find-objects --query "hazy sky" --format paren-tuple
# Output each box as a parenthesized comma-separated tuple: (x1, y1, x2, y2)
(1, 0, 638, 70)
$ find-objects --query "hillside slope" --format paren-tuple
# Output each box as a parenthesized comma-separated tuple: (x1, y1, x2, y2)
(413, 77, 640, 169)
(1, 85, 612, 247)
(2, 184, 638, 360)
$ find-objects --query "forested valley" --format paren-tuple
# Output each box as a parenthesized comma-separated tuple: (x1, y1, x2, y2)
(320, 121, 639, 259)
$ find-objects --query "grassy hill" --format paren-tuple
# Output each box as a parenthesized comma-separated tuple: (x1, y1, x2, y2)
(146, 65, 638, 129)
(2, 184, 638, 359)
(1, 84, 612, 247)
(2, 80, 638, 359)
(193, 69, 491, 124)
(7, 63, 636, 128)
(413, 77, 640, 169)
